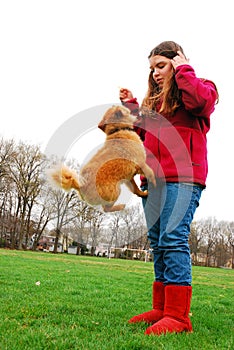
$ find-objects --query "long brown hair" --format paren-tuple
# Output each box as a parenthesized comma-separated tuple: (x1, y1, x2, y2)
(141, 41, 185, 116)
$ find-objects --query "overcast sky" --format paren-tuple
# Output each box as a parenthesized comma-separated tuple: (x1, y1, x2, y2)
(0, 0, 233, 221)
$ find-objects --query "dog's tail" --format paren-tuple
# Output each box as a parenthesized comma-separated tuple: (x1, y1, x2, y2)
(47, 165, 80, 192)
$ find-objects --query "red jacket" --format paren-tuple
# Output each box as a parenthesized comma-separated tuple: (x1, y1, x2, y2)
(123, 64, 218, 187)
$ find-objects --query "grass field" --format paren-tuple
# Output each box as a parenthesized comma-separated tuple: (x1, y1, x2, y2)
(0, 249, 233, 350)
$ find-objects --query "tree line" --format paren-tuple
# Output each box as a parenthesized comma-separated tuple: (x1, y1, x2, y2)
(0, 137, 233, 268)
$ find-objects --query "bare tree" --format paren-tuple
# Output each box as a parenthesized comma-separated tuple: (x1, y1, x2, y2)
(190, 218, 233, 267)
(200, 218, 220, 266)
(71, 201, 95, 255)
(7, 142, 45, 249)
(0, 138, 15, 180)
(226, 221, 234, 268)
(107, 213, 122, 257)
(190, 221, 205, 264)
(0, 138, 17, 246)
(49, 187, 80, 253)
(0, 139, 46, 249)
(87, 208, 105, 255)
(121, 204, 146, 243)
(31, 184, 57, 250)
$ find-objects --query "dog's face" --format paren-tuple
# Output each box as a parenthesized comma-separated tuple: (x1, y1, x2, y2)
(98, 106, 137, 134)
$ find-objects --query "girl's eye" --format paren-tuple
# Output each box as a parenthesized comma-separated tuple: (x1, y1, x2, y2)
(150, 64, 165, 73)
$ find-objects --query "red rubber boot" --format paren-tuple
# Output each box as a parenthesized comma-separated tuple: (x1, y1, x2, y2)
(145, 285, 193, 335)
(128, 281, 165, 324)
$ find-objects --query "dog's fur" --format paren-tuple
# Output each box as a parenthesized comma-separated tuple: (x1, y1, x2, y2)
(48, 105, 156, 212)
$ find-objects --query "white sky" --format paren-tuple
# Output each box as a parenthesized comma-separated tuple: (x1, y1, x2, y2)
(0, 0, 233, 221)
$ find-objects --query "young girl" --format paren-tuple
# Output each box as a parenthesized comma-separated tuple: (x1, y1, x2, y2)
(119, 41, 218, 335)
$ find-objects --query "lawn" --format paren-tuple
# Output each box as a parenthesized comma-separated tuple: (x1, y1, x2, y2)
(0, 249, 233, 350)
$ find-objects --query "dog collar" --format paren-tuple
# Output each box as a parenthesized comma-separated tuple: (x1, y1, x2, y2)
(108, 127, 134, 135)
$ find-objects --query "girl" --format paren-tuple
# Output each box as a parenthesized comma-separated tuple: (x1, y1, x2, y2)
(119, 41, 218, 335)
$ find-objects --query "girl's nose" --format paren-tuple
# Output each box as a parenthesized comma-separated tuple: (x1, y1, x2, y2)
(153, 68, 159, 77)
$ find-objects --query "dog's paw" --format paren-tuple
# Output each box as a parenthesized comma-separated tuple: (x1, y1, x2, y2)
(136, 190, 148, 198)
(103, 204, 126, 212)
(141, 190, 148, 197)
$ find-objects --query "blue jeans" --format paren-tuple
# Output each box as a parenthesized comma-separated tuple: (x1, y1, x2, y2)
(142, 181, 203, 286)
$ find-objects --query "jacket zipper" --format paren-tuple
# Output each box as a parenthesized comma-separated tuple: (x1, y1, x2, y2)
(156, 116, 162, 177)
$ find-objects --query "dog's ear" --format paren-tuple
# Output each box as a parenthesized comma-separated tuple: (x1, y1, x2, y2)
(98, 119, 105, 131)
(115, 109, 124, 119)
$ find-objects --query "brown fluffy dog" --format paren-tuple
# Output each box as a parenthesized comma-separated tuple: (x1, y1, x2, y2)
(48, 105, 156, 212)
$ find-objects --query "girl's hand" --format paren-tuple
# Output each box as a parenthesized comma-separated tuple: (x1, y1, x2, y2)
(171, 51, 190, 69)
(119, 88, 134, 102)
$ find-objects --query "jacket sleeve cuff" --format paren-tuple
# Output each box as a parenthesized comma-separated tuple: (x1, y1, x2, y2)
(121, 98, 139, 115)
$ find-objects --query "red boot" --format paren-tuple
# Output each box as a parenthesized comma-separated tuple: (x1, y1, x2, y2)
(145, 285, 193, 335)
(128, 281, 165, 324)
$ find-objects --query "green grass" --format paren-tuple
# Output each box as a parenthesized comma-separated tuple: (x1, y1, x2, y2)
(0, 249, 233, 350)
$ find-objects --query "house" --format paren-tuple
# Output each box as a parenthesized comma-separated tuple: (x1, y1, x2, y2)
(36, 235, 63, 253)
(67, 242, 87, 255)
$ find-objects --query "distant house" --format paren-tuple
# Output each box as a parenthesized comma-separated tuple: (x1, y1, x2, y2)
(68, 242, 87, 255)
(94, 243, 109, 257)
(49, 242, 63, 253)
(36, 235, 63, 253)
(68, 246, 77, 255)
(94, 238, 152, 261)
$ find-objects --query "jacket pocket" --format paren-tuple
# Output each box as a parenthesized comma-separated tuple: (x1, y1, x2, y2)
(190, 129, 207, 167)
